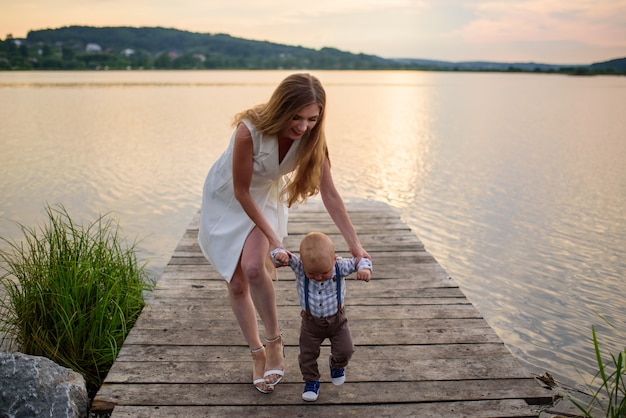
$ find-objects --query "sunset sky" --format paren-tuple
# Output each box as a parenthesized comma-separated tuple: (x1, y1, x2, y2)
(1, 0, 625, 65)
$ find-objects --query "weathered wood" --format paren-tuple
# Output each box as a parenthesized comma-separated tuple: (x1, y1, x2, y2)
(139, 298, 472, 313)
(176, 233, 426, 252)
(92, 202, 553, 417)
(97, 380, 545, 405)
(102, 354, 533, 383)
(147, 281, 466, 297)
(121, 319, 503, 346)
(133, 305, 484, 323)
(113, 343, 517, 362)
(96, 383, 547, 417)
(157, 265, 452, 282)
(109, 401, 540, 418)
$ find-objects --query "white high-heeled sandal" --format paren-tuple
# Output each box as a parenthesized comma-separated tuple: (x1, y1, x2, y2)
(263, 334, 285, 386)
(251, 346, 273, 394)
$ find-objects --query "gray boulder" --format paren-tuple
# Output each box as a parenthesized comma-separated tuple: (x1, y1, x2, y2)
(0, 352, 89, 418)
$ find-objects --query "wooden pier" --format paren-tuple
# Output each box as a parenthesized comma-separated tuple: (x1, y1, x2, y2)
(93, 201, 552, 417)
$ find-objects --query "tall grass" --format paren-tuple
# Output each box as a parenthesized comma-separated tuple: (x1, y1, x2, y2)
(0, 204, 154, 396)
(567, 326, 626, 417)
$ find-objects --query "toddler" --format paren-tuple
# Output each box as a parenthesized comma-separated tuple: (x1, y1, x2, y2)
(271, 231, 372, 401)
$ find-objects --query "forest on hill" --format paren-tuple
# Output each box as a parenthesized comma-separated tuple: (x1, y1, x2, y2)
(0, 26, 407, 70)
(1, 25, 624, 74)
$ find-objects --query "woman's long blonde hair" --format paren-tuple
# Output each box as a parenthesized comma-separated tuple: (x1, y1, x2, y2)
(233, 73, 328, 207)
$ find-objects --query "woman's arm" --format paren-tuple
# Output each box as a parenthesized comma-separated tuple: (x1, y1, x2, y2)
(232, 123, 284, 249)
(319, 157, 370, 260)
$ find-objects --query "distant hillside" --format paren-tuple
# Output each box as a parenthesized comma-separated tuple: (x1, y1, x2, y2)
(1, 26, 624, 74)
(589, 57, 626, 73)
(21, 25, 402, 70)
(392, 57, 625, 73)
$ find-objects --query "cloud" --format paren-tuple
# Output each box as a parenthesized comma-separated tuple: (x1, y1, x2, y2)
(459, 0, 626, 47)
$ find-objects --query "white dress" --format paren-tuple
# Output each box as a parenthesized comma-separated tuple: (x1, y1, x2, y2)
(198, 119, 301, 282)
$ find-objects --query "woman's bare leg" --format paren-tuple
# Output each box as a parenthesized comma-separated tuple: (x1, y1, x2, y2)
(240, 227, 284, 381)
(227, 261, 271, 392)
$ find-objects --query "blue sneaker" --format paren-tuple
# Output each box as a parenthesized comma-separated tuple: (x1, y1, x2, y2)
(329, 355, 345, 385)
(302, 380, 320, 401)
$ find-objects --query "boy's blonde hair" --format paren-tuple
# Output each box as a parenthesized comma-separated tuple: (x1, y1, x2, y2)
(233, 73, 328, 207)
(300, 232, 335, 271)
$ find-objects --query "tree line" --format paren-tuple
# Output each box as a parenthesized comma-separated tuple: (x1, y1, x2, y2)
(0, 26, 411, 71)
(1, 25, 624, 74)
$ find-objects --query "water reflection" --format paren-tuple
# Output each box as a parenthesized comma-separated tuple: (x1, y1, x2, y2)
(327, 72, 434, 210)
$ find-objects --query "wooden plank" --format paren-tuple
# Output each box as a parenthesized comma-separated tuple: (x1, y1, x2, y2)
(166, 252, 443, 266)
(176, 235, 426, 252)
(133, 305, 483, 324)
(113, 343, 517, 362)
(97, 381, 546, 412)
(110, 401, 541, 418)
(97, 380, 547, 405)
(120, 319, 503, 346)
(139, 297, 471, 311)
(146, 285, 466, 301)
(102, 356, 533, 383)
(156, 265, 453, 283)
(180, 228, 424, 241)
(146, 281, 466, 297)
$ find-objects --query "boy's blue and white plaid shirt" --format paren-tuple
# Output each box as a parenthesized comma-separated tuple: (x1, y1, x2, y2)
(271, 249, 372, 318)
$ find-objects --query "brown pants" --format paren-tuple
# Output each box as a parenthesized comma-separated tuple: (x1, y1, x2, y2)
(298, 309, 355, 382)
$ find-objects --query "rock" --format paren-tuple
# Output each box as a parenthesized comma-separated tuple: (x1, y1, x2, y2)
(0, 352, 89, 418)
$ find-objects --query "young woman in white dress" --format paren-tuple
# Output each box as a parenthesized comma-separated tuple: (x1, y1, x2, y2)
(198, 73, 370, 394)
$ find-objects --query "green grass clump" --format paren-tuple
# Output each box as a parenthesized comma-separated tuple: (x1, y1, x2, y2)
(0, 204, 154, 396)
(568, 326, 626, 417)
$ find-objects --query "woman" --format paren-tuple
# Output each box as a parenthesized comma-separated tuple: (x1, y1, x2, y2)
(198, 73, 370, 394)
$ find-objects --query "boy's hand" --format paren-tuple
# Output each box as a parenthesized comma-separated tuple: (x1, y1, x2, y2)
(355, 269, 371, 282)
(270, 248, 290, 267)
(274, 251, 289, 265)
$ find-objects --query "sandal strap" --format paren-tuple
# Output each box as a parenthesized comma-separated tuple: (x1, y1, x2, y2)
(250, 346, 265, 353)
(264, 333, 282, 344)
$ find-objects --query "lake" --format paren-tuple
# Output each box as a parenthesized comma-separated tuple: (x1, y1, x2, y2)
(1, 70, 625, 389)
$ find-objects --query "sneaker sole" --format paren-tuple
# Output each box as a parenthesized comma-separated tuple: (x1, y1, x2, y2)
(302, 392, 318, 402)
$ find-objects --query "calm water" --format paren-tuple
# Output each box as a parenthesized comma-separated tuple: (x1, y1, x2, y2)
(1, 70, 625, 388)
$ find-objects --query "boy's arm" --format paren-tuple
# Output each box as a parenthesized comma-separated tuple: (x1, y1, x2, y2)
(355, 257, 372, 282)
(337, 257, 372, 282)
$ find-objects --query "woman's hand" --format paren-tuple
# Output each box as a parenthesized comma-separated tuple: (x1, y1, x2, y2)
(350, 245, 371, 268)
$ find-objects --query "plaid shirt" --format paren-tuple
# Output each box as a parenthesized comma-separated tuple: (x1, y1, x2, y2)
(271, 249, 372, 318)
